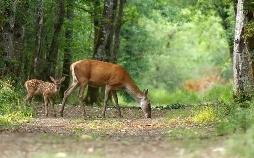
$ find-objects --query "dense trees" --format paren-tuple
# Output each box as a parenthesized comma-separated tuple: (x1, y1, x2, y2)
(0, 0, 253, 100)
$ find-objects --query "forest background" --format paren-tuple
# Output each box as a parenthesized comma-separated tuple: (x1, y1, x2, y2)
(0, 0, 234, 104)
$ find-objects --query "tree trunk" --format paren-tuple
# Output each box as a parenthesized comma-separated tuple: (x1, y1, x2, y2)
(30, 0, 44, 79)
(0, 1, 26, 81)
(93, 0, 114, 61)
(86, 0, 120, 106)
(113, 0, 125, 63)
(61, 0, 74, 98)
(0, 1, 16, 78)
(47, 0, 65, 78)
(233, 0, 253, 100)
(85, 0, 103, 106)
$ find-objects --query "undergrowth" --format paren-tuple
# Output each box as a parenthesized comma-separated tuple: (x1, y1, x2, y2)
(0, 80, 34, 130)
(152, 83, 254, 157)
(150, 84, 232, 106)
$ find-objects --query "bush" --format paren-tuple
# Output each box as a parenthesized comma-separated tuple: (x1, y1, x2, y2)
(215, 100, 254, 135)
(200, 84, 233, 103)
(0, 80, 34, 129)
(227, 126, 254, 158)
(149, 88, 199, 105)
(150, 84, 232, 106)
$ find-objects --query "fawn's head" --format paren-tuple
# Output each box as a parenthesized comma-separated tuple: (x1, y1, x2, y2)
(50, 76, 65, 90)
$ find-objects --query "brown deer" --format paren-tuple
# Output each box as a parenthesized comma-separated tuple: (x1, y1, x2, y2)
(24, 76, 65, 117)
(60, 59, 151, 119)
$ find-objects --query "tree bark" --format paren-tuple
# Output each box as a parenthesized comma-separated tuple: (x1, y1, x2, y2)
(113, 0, 125, 63)
(93, 0, 114, 61)
(85, 0, 103, 106)
(47, 0, 65, 78)
(0, 1, 16, 77)
(86, 0, 125, 106)
(30, 0, 44, 79)
(0, 1, 26, 81)
(233, 0, 253, 99)
(61, 0, 74, 98)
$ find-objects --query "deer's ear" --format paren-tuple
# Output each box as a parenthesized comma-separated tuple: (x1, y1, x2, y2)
(61, 76, 66, 82)
(50, 76, 55, 82)
(143, 89, 148, 96)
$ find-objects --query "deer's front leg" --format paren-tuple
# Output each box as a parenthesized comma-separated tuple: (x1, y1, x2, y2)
(44, 95, 49, 117)
(49, 98, 56, 117)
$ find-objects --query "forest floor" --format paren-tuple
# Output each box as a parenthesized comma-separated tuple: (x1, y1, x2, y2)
(0, 104, 234, 158)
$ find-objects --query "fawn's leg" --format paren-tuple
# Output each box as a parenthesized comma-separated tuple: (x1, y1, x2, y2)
(49, 98, 56, 117)
(44, 95, 49, 117)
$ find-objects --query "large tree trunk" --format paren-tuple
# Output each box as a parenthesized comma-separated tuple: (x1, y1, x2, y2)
(84, 0, 103, 106)
(113, 0, 125, 63)
(47, 0, 65, 78)
(93, 0, 114, 61)
(0, 1, 26, 81)
(0, 1, 16, 78)
(30, 0, 44, 79)
(86, 0, 126, 106)
(61, 0, 74, 98)
(233, 0, 253, 99)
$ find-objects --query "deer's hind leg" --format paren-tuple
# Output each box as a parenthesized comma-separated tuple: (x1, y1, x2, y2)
(78, 82, 88, 119)
(102, 86, 112, 118)
(111, 91, 122, 117)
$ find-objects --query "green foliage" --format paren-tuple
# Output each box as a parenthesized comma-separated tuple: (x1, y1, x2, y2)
(244, 21, 254, 39)
(150, 84, 232, 106)
(150, 89, 199, 105)
(200, 84, 233, 102)
(138, 8, 231, 92)
(227, 126, 254, 158)
(0, 80, 34, 129)
(220, 101, 254, 157)
(215, 101, 254, 136)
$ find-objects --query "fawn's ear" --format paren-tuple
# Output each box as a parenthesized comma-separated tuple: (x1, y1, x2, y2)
(61, 76, 66, 82)
(50, 76, 55, 82)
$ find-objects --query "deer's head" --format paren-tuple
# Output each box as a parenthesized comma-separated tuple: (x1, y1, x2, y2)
(140, 89, 151, 118)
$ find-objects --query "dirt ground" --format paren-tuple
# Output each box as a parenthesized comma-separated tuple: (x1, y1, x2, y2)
(0, 104, 230, 158)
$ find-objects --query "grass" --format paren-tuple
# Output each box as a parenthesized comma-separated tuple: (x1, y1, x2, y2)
(226, 126, 254, 158)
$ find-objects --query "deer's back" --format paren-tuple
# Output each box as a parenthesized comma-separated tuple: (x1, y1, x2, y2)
(72, 60, 131, 88)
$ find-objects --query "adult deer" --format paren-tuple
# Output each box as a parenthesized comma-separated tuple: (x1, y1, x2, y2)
(60, 59, 151, 119)
(24, 76, 65, 117)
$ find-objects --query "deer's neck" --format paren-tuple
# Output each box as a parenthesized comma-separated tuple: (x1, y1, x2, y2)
(125, 81, 144, 103)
